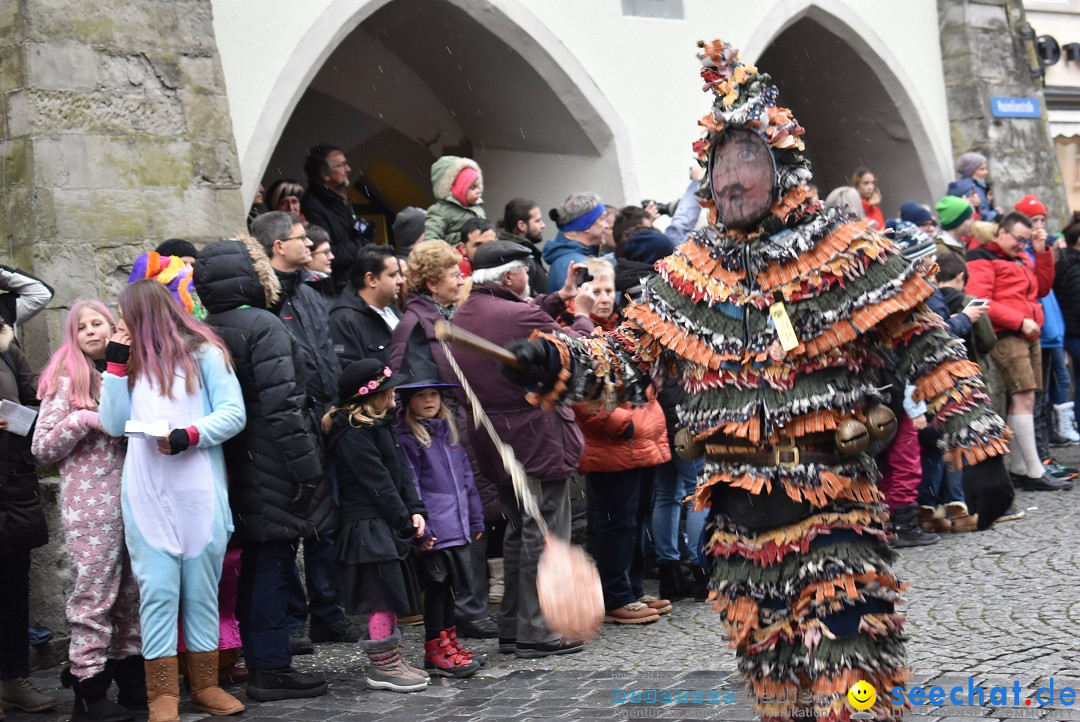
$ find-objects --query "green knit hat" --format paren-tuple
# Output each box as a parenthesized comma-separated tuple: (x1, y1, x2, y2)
(935, 195, 974, 231)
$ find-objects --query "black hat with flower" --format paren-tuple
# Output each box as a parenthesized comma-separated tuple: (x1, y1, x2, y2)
(336, 358, 406, 403)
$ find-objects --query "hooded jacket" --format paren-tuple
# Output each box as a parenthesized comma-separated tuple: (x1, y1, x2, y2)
(424, 156, 486, 246)
(0, 320, 47, 550)
(946, 176, 1001, 223)
(966, 242, 1054, 336)
(541, 232, 600, 293)
(395, 415, 483, 551)
(193, 238, 335, 543)
(329, 289, 401, 368)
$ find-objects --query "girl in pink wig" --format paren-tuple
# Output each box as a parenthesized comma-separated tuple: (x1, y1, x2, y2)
(33, 300, 144, 722)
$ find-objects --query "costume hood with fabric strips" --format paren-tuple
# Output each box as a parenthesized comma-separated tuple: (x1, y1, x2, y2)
(526, 38, 1012, 722)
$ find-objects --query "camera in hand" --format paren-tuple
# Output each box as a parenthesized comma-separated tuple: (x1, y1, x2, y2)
(642, 199, 676, 216)
(574, 267, 594, 286)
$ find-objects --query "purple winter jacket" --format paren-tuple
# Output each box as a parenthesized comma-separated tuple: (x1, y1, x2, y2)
(395, 415, 483, 550)
(451, 283, 593, 486)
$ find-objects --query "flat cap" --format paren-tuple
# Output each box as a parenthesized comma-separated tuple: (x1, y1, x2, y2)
(471, 240, 532, 271)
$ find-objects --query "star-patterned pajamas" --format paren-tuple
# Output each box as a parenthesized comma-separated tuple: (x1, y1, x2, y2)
(32, 376, 140, 679)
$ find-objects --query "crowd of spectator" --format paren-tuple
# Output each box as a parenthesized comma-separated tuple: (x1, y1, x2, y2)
(2, 145, 1077, 718)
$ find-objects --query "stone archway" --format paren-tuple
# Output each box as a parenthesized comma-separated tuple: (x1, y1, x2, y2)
(243, 0, 632, 228)
(745, 2, 950, 216)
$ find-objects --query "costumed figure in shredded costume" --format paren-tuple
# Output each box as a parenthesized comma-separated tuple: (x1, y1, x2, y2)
(499, 39, 1015, 721)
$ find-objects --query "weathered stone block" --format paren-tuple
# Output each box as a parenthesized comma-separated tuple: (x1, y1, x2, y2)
(32, 135, 196, 191)
(190, 139, 240, 187)
(0, 42, 26, 91)
(965, 2, 1008, 31)
(102, 53, 181, 96)
(26, 42, 99, 90)
(178, 55, 223, 95)
(24, 0, 215, 54)
(182, 90, 235, 142)
(7, 88, 186, 136)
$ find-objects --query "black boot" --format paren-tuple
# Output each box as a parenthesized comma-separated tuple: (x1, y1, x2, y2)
(658, 561, 692, 601)
(62, 668, 134, 722)
(890, 504, 940, 548)
(690, 565, 710, 602)
(107, 656, 147, 711)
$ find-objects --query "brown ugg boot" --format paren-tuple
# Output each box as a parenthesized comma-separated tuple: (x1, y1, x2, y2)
(144, 657, 180, 722)
(187, 651, 244, 715)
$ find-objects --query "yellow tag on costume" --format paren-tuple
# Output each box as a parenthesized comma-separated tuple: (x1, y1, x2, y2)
(769, 301, 800, 352)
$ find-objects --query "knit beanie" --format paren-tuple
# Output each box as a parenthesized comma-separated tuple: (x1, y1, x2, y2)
(887, 220, 936, 262)
(1014, 194, 1048, 219)
(898, 201, 933, 227)
(155, 238, 197, 259)
(450, 167, 480, 206)
(954, 152, 987, 179)
(935, 195, 974, 231)
(622, 228, 676, 265)
(392, 207, 427, 253)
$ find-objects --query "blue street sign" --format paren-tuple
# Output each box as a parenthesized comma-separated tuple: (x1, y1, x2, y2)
(990, 96, 1042, 118)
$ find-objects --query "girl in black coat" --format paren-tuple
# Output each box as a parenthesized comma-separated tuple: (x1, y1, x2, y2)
(0, 317, 58, 713)
(322, 359, 430, 693)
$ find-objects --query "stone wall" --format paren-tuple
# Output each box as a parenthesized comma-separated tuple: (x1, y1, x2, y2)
(938, 0, 1069, 223)
(1, 0, 246, 658)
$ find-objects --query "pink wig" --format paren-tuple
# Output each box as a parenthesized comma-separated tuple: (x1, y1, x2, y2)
(37, 300, 117, 410)
(119, 280, 232, 398)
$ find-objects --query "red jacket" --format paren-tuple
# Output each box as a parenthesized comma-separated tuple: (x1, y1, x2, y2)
(573, 393, 671, 474)
(965, 242, 1054, 336)
(861, 199, 884, 230)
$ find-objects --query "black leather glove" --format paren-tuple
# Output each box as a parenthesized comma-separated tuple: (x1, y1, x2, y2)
(291, 483, 317, 513)
(166, 428, 191, 455)
(502, 339, 557, 389)
(105, 341, 130, 364)
(962, 456, 1015, 530)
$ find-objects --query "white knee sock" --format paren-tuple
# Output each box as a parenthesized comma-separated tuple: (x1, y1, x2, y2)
(1007, 414, 1043, 478)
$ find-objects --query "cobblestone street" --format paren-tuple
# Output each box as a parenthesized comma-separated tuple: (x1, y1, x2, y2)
(13, 448, 1080, 722)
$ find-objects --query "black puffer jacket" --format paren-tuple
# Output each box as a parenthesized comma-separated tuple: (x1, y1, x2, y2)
(1055, 246, 1080, 338)
(272, 269, 339, 416)
(193, 238, 336, 543)
(0, 322, 47, 551)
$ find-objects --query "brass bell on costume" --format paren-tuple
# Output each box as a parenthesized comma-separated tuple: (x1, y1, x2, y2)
(834, 419, 870, 457)
(674, 428, 705, 461)
(864, 404, 898, 443)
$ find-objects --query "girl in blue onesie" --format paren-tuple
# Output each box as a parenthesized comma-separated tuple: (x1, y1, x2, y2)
(99, 280, 246, 722)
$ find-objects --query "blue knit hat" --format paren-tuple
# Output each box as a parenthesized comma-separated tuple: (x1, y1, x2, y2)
(899, 201, 933, 227)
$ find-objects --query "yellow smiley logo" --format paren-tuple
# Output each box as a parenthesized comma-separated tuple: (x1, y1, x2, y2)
(847, 680, 877, 711)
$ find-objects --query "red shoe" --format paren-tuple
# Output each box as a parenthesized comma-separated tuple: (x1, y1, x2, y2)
(423, 631, 479, 678)
(446, 626, 486, 667)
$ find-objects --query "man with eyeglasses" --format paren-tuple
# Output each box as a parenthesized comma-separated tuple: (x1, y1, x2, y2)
(967, 211, 1070, 491)
(252, 212, 361, 653)
(301, 144, 372, 295)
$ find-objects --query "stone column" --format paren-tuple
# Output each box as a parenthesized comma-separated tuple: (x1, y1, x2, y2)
(1, 0, 245, 365)
(0, 0, 245, 653)
(938, 0, 1068, 222)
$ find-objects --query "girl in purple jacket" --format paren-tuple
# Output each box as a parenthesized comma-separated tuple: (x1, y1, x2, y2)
(395, 379, 484, 678)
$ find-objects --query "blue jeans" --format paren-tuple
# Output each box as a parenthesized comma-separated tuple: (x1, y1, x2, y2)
(651, 454, 707, 568)
(1044, 346, 1070, 406)
(916, 428, 965, 506)
(587, 469, 646, 610)
(238, 540, 299, 671)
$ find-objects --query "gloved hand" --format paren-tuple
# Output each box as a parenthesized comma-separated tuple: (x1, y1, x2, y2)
(962, 456, 1015, 530)
(105, 341, 130, 364)
(502, 339, 557, 389)
(166, 428, 191, 455)
(291, 483, 317, 513)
